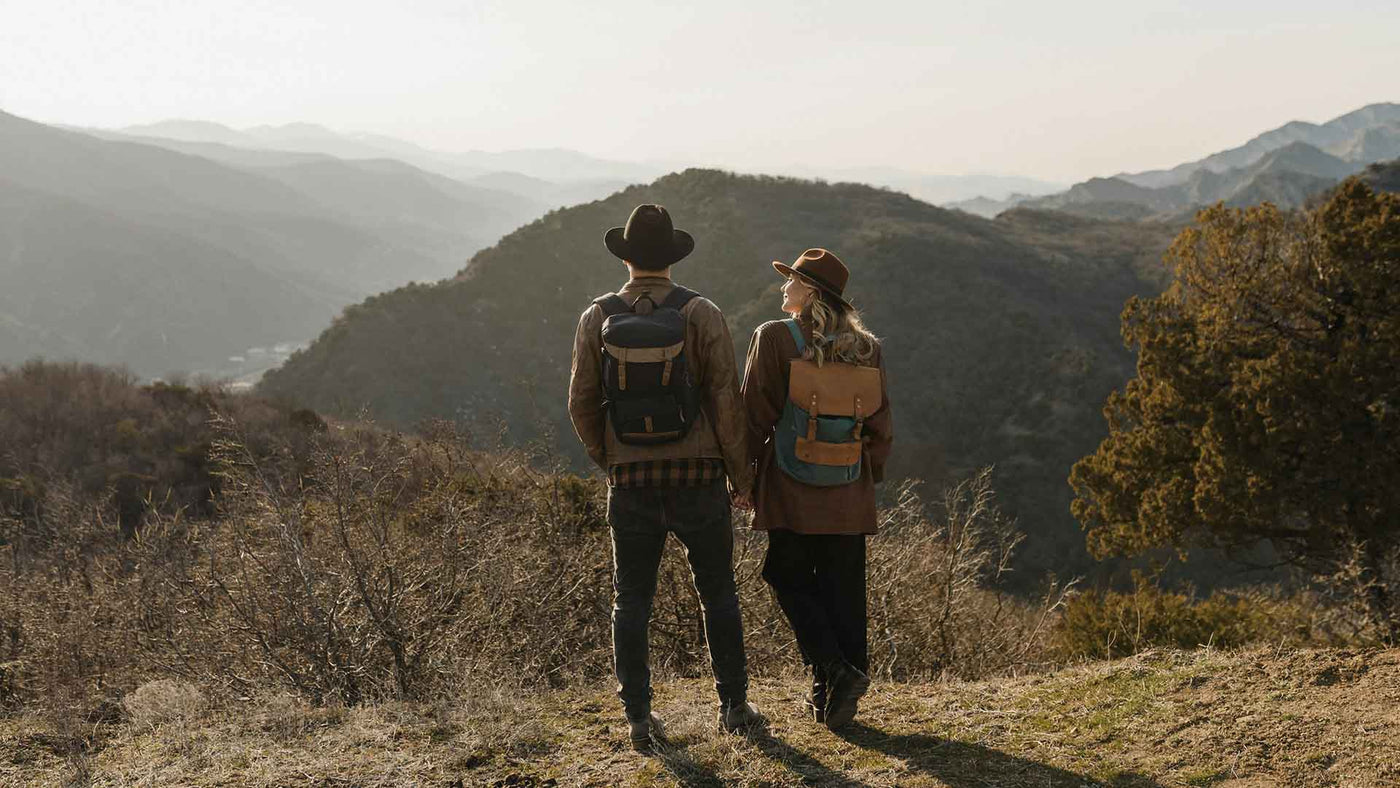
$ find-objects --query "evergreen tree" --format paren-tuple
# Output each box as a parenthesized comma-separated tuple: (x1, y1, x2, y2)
(1071, 180, 1400, 637)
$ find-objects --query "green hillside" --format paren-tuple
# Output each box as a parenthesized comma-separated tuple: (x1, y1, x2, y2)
(259, 169, 1177, 574)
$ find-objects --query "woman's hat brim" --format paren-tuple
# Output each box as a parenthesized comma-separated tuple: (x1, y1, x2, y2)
(773, 261, 854, 310)
(605, 227, 695, 267)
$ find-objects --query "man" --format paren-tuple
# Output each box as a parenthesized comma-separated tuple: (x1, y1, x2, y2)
(568, 204, 762, 752)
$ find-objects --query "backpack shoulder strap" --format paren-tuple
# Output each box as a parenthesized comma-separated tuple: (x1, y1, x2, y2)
(660, 285, 700, 311)
(782, 318, 806, 354)
(592, 293, 632, 317)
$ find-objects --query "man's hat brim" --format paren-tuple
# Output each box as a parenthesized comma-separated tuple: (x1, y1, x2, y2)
(773, 261, 854, 311)
(605, 226, 695, 267)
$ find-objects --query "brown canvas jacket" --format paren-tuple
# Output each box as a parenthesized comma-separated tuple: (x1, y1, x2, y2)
(568, 276, 753, 495)
(742, 317, 893, 535)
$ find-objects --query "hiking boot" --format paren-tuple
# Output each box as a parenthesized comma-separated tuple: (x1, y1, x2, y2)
(628, 711, 666, 752)
(823, 662, 870, 730)
(718, 701, 766, 733)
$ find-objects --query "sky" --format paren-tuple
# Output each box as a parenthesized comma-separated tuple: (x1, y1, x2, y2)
(2, 0, 1397, 183)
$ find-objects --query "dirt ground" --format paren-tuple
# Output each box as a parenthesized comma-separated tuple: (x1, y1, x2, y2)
(3, 648, 1398, 787)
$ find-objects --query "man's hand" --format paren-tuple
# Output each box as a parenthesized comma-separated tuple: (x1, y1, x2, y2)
(731, 490, 754, 511)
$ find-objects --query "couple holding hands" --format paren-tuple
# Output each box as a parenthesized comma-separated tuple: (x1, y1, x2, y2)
(568, 203, 893, 752)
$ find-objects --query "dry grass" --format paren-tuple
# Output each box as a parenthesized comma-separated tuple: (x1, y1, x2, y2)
(4, 647, 1397, 787)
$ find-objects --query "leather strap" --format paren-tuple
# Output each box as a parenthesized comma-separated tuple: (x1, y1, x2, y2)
(782, 318, 806, 353)
(660, 285, 700, 311)
(593, 293, 632, 317)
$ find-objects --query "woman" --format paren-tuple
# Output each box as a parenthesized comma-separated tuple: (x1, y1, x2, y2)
(739, 247, 893, 729)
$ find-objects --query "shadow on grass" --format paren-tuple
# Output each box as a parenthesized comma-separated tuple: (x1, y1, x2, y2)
(750, 730, 871, 787)
(835, 722, 1166, 787)
(655, 726, 872, 788)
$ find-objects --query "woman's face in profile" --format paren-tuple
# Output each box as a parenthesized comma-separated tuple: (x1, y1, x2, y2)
(781, 274, 814, 315)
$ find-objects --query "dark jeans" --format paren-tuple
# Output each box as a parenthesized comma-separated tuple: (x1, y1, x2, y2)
(607, 481, 748, 722)
(762, 529, 868, 692)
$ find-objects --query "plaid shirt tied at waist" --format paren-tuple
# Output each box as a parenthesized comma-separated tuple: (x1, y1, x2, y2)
(608, 458, 727, 488)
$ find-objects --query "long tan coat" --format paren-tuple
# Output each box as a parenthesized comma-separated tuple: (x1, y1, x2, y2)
(741, 317, 893, 535)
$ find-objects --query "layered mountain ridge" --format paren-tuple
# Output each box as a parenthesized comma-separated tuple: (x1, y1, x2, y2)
(0, 109, 546, 379)
(951, 103, 1400, 218)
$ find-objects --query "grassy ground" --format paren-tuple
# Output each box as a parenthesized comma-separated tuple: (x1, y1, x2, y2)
(3, 648, 1398, 787)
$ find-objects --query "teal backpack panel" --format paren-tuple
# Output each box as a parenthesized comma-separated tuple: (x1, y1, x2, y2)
(773, 319, 864, 487)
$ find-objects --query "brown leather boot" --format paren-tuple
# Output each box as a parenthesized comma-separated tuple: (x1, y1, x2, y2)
(628, 711, 667, 752)
(718, 701, 766, 733)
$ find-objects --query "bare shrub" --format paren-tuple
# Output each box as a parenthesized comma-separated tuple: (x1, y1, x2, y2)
(1319, 538, 1400, 644)
(866, 468, 1073, 680)
(0, 479, 150, 711)
(122, 679, 206, 728)
(123, 413, 617, 702)
(178, 415, 476, 704)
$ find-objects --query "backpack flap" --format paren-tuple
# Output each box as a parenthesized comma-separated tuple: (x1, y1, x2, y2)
(787, 360, 882, 418)
(602, 340, 684, 391)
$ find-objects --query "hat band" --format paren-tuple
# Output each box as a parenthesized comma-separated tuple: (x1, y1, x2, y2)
(793, 266, 845, 298)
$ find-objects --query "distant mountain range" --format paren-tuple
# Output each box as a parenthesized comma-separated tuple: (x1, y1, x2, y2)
(113, 119, 1069, 208)
(0, 109, 546, 379)
(111, 120, 655, 209)
(950, 103, 1400, 218)
(259, 168, 1179, 576)
(763, 167, 1065, 206)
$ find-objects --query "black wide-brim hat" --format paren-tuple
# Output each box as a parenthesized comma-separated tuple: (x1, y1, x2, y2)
(773, 248, 855, 311)
(605, 204, 695, 268)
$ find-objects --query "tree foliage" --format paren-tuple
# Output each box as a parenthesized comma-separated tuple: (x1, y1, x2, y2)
(1071, 179, 1400, 635)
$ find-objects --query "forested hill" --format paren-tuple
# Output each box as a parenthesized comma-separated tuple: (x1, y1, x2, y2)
(259, 169, 1177, 574)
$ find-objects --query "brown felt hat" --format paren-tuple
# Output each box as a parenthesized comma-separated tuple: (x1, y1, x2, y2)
(773, 248, 854, 310)
(604, 204, 695, 268)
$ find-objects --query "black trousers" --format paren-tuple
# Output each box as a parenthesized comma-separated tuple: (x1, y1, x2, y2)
(607, 482, 748, 722)
(762, 528, 868, 681)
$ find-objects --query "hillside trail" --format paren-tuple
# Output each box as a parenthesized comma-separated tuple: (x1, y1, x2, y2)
(2, 648, 1397, 787)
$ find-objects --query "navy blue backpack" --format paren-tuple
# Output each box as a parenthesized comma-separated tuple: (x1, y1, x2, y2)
(594, 286, 702, 445)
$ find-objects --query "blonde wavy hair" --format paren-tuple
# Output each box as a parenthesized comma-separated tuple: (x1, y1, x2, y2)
(795, 278, 879, 367)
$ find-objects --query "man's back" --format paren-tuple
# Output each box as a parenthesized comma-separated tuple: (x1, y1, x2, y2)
(569, 275, 752, 494)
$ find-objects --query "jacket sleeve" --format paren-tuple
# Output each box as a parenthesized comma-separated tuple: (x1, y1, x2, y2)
(863, 345, 894, 484)
(741, 323, 787, 472)
(567, 305, 608, 471)
(695, 300, 754, 496)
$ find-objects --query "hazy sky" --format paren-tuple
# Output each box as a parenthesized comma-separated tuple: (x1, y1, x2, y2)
(3, 0, 1397, 182)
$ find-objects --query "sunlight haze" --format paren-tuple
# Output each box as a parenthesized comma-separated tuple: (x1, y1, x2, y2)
(2, 0, 1397, 182)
